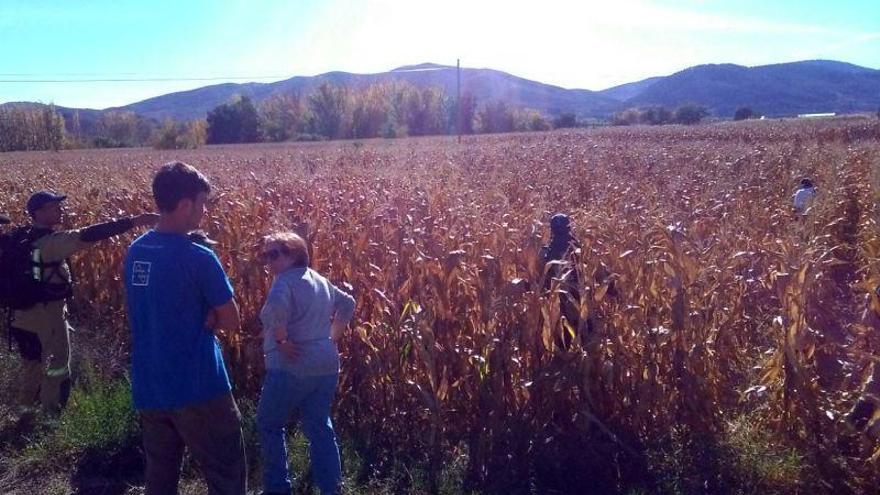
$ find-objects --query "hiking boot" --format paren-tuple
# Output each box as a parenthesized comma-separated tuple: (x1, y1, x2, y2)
(845, 400, 875, 431)
(15, 404, 38, 421)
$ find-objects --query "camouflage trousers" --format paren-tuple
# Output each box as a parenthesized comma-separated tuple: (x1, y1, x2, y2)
(10, 323, 71, 413)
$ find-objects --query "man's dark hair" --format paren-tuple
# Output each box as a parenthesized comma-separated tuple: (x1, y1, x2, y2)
(152, 161, 211, 213)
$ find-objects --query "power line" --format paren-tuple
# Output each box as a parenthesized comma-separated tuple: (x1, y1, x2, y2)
(0, 72, 143, 76)
(0, 66, 459, 83)
(0, 75, 289, 83)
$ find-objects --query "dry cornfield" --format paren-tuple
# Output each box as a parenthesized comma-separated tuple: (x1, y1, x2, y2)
(3, 118, 880, 492)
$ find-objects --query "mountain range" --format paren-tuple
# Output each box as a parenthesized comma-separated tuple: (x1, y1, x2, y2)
(4, 59, 879, 125)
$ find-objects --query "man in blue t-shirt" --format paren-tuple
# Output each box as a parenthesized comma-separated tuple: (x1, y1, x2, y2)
(125, 161, 246, 495)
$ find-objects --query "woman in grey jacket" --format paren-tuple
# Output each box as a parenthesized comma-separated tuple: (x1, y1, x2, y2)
(256, 232, 355, 495)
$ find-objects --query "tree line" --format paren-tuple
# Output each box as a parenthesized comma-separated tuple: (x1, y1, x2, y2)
(611, 104, 711, 126)
(0, 81, 589, 152)
(0, 105, 205, 152)
(610, 104, 771, 126)
(6, 83, 784, 152)
(199, 81, 579, 145)
(0, 105, 65, 152)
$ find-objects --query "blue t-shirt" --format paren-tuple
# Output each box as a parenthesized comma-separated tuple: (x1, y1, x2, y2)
(124, 230, 234, 410)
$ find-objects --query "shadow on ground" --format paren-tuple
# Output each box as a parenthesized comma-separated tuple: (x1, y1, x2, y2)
(69, 445, 143, 495)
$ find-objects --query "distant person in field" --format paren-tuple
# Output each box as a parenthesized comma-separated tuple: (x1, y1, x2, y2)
(540, 213, 582, 347)
(124, 162, 246, 495)
(0, 191, 156, 415)
(793, 178, 817, 215)
(256, 231, 355, 495)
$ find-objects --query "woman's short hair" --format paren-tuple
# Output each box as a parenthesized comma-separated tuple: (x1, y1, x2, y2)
(263, 232, 310, 268)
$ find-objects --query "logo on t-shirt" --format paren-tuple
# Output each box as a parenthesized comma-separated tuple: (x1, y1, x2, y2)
(132, 261, 152, 286)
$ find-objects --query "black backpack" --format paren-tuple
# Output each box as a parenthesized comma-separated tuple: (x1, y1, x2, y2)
(0, 226, 71, 312)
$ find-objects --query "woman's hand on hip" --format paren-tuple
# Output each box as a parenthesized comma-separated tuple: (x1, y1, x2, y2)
(278, 341, 299, 361)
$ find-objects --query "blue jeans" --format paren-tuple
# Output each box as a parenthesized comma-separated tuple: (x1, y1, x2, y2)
(257, 370, 341, 495)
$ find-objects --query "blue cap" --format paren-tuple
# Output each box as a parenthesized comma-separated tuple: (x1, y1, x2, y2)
(26, 191, 67, 215)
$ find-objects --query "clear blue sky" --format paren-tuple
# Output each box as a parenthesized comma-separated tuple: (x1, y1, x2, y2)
(1, 0, 878, 109)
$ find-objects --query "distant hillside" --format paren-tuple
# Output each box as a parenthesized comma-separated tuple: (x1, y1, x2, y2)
(619, 60, 880, 117)
(597, 77, 663, 102)
(4, 59, 880, 124)
(114, 64, 621, 121)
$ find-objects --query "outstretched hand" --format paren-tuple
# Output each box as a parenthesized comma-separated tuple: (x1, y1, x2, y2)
(132, 213, 160, 228)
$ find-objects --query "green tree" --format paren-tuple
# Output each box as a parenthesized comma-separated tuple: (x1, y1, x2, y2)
(351, 84, 389, 139)
(41, 104, 65, 151)
(154, 119, 207, 149)
(477, 101, 515, 134)
(612, 108, 641, 126)
(259, 93, 305, 142)
(457, 91, 477, 135)
(94, 111, 154, 148)
(402, 86, 445, 136)
(553, 112, 577, 129)
(206, 95, 260, 144)
(67, 110, 86, 148)
(0, 107, 25, 151)
(512, 109, 550, 132)
(154, 120, 182, 149)
(527, 113, 551, 132)
(0, 104, 66, 151)
(642, 106, 673, 125)
(308, 82, 349, 139)
(182, 119, 207, 148)
(675, 104, 710, 125)
(734, 107, 756, 121)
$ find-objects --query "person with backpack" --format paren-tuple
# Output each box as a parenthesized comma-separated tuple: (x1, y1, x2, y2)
(540, 213, 582, 347)
(1, 191, 157, 415)
(124, 162, 246, 495)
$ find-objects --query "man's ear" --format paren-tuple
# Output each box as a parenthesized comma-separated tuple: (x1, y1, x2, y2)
(174, 197, 193, 215)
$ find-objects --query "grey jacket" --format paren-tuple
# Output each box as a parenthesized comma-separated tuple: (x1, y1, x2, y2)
(259, 267, 356, 375)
